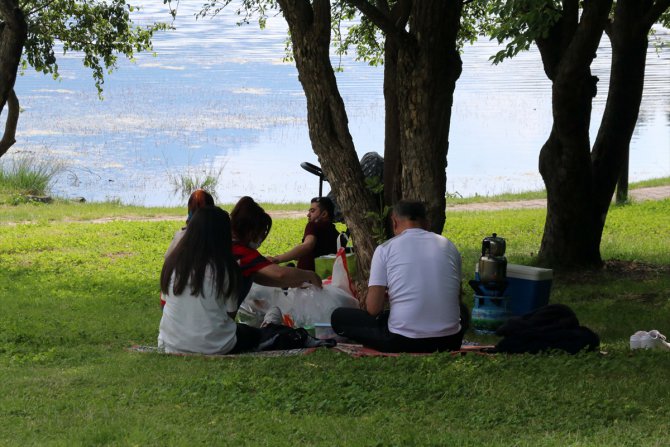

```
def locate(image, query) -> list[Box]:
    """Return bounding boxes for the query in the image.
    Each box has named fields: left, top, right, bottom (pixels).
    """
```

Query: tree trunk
left=592, top=0, right=665, bottom=217
left=538, top=91, right=601, bottom=268
left=615, top=153, right=629, bottom=204
left=538, top=0, right=668, bottom=268
left=535, top=0, right=612, bottom=269
left=382, top=33, right=401, bottom=210
left=0, top=0, right=27, bottom=158
left=0, top=88, right=19, bottom=156
left=395, top=1, right=463, bottom=233
left=277, top=0, right=378, bottom=280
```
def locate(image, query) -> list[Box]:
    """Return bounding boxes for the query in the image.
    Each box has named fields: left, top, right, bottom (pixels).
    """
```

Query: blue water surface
left=5, top=1, right=669, bottom=205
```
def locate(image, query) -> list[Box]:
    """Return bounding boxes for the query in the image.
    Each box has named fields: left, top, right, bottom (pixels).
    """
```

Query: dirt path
left=446, top=185, right=670, bottom=212
left=264, top=185, right=669, bottom=216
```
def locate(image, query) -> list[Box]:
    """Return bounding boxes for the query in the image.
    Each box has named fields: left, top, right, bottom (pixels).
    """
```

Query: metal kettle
left=478, top=255, right=507, bottom=285
left=482, top=233, right=506, bottom=257
left=478, top=233, right=507, bottom=287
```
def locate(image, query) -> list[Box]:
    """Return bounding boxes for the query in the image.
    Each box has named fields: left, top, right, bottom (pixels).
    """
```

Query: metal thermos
left=478, top=233, right=507, bottom=286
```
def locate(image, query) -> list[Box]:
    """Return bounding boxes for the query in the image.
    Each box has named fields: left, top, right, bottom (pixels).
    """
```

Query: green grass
left=0, top=156, right=63, bottom=201
left=447, top=189, right=548, bottom=205
left=1, top=193, right=669, bottom=445
left=0, top=199, right=311, bottom=225
left=446, top=176, right=670, bottom=206
left=629, top=176, right=670, bottom=189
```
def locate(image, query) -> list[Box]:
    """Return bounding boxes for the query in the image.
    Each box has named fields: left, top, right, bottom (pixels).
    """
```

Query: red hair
left=186, top=189, right=215, bottom=222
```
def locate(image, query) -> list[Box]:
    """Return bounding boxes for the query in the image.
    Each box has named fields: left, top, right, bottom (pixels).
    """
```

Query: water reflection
left=5, top=2, right=669, bottom=205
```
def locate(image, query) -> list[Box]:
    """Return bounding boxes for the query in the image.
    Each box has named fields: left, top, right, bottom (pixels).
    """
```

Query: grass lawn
left=1, top=195, right=669, bottom=446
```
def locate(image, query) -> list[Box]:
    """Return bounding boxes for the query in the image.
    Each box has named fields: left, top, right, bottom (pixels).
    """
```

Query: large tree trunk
left=538, top=75, right=601, bottom=267
left=346, top=0, right=463, bottom=234
left=277, top=0, right=378, bottom=279
left=382, top=32, right=401, bottom=210
left=537, top=0, right=668, bottom=269
left=395, top=1, right=462, bottom=233
left=591, top=0, right=669, bottom=230
left=535, top=0, right=612, bottom=269
left=0, top=0, right=27, bottom=158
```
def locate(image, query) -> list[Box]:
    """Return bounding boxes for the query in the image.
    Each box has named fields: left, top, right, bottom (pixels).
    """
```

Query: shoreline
left=2, top=185, right=667, bottom=225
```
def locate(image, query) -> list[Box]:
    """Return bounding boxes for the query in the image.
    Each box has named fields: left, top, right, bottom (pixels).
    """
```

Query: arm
left=365, top=286, right=387, bottom=316
left=251, top=263, right=323, bottom=289
left=366, top=244, right=387, bottom=316
left=269, top=234, right=316, bottom=263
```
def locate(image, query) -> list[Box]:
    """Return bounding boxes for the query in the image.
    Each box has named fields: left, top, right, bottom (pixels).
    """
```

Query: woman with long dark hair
left=158, top=206, right=247, bottom=354
left=164, top=189, right=215, bottom=258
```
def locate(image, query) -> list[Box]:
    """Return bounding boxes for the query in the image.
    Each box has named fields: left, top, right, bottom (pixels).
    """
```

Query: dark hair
left=186, top=189, right=215, bottom=222
left=230, top=196, right=272, bottom=245
left=160, top=206, right=240, bottom=299
left=311, top=196, right=334, bottom=219
left=393, top=200, right=427, bottom=221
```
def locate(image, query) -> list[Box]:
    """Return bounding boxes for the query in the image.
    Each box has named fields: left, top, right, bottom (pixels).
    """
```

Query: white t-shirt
left=158, top=266, right=238, bottom=354
left=369, top=228, right=462, bottom=338
left=164, top=228, right=186, bottom=259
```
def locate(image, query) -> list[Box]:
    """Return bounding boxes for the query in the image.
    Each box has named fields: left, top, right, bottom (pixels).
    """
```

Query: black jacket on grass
left=493, top=304, right=600, bottom=354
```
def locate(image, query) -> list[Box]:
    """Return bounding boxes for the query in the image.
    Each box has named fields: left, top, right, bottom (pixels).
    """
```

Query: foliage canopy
left=18, top=0, right=168, bottom=94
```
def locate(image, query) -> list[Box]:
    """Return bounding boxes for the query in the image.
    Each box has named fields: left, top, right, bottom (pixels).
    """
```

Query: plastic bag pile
left=238, top=283, right=359, bottom=328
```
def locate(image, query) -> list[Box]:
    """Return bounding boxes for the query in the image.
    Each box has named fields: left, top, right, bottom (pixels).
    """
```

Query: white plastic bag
left=238, top=283, right=359, bottom=328
left=237, top=284, right=286, bottom=327
left=324, top=247, right=357, bottom=298
left=276, top=284, right=359, bottom=327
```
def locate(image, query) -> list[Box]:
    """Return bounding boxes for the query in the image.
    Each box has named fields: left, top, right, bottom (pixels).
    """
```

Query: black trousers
left=230, top=323, right=263, bottom=353
left=331, top=307, right=466, bottom=353
left=230, top=323, right=314, bottom=353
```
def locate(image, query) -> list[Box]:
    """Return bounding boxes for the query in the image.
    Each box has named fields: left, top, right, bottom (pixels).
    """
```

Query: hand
left=308, top=272, right=323, bottom=289
left=266, top=256, right=280, bottom=264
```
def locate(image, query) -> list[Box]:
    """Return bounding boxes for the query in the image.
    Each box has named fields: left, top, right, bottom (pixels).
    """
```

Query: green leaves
left=484, top=0, right=563, bottom=64
left=363, top=176, right=389, bottom=245
left=21, top=0, right=169, bottom=96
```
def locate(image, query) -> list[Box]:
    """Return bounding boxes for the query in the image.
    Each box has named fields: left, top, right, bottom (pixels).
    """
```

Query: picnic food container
left=315, top=252, right=358, bottom=279
left=505, top=264, right=553, bottom=316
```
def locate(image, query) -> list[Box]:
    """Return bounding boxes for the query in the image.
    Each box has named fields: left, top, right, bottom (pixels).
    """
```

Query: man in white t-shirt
left=331, top=200, right=467, bottom=352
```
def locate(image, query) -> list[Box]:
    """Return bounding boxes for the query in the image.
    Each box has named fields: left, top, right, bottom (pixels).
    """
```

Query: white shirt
left=165, top=228, right=186, bottom=259
left=158, top=266, right=238, bottom=354
left=369, top=228, right=462, bottom=338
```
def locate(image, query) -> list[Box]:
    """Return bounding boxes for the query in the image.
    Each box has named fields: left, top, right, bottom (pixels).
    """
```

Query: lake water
left=5, top=2, right=669, bottom=206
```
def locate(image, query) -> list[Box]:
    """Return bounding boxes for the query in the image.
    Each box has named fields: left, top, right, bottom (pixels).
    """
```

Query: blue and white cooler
left=505, top=264, right=553, bottom=316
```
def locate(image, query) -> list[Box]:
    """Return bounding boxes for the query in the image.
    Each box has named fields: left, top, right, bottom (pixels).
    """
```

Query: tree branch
left=560, top=0, right=579, bottom=50
left=0, top=89, right=19, bottom=157
left=344, top=0, right=400, bottom=36
left=643, top=0, right=670, bottom=29
left=603, top=16, right=613, bottom=38
left=389, top=0, right=410, bottom=29
left=375, top=0, right=389, bottom=14
left=23, top=0, right=59, bottom=17
left=312, top=0, right=331, bottom=36
left=560, top=0, right=612, bottom=72
left=276, top=0, right=313, bottom=35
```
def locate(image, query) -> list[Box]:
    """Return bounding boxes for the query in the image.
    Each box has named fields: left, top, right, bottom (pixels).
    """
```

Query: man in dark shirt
left=268, top=197, right=340, bottom=271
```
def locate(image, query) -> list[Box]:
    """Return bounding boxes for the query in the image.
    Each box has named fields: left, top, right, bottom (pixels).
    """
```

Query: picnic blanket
left=332, top=343, right=496, bottom=358
left=127, top=343, right=494, bottom=359
left=127, top=345, right=317, bottom=358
